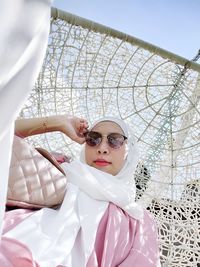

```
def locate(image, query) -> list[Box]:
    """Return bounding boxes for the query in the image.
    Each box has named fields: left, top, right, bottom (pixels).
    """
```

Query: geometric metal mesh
left=19, top=8, right=200, bottom=266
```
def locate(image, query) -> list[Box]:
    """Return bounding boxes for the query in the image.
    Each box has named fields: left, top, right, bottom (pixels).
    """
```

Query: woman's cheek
left=85, top=148, right=94, bottom=165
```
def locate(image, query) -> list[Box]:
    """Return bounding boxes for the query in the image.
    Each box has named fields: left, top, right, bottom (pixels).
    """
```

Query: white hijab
left=77, top=116, right=143, bottom=218
left=6, top=117, right=143, bottom=267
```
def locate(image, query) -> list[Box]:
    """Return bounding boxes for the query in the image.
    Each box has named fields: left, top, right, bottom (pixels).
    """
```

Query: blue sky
left=53, top=0, right=200, bottom=60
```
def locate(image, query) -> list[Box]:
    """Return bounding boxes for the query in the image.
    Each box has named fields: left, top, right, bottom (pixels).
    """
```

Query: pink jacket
left=1, top=204, right=160, bottom=267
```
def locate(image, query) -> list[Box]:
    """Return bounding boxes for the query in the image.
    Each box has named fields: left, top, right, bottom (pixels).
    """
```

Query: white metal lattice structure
left=20, top=8, right=200, bottom=266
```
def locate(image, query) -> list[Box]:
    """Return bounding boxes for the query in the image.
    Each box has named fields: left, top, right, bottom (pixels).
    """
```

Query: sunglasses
left=84, top=131, right=127, bottom=149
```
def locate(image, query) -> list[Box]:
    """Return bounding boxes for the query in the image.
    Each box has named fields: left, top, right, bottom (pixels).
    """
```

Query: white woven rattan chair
left=19, top=7, right=200, bottom=267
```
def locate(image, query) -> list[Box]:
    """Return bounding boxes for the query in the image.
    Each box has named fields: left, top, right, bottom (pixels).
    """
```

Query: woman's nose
left=97, top=138, right=109, bottom=154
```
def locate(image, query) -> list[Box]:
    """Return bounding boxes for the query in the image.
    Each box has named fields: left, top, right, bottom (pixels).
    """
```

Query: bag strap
left=35, top=147, right=66, bottom=176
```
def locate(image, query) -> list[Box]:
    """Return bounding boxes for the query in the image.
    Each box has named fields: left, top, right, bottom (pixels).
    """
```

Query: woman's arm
left=15, top=115, right=89, bottom=144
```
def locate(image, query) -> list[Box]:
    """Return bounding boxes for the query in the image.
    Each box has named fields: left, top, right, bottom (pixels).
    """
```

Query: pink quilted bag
left=7, top=136, right=67, bottom=208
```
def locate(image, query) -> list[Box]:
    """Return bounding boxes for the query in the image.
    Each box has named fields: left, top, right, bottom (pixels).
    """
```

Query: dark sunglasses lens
left=107, top=133, right=126, bottom=149
left=85, top=131, right=102, bottom=146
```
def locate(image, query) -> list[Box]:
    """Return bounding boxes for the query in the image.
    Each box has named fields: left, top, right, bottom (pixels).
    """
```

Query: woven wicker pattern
left=19, top=7, right=200, bottom=266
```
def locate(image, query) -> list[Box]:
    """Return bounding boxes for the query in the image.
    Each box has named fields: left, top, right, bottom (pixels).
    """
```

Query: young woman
left=1, top=115, right=161, bottom=267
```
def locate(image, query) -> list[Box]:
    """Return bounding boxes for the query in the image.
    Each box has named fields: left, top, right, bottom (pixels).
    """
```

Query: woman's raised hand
left=58, top=115, right=89, bottom=144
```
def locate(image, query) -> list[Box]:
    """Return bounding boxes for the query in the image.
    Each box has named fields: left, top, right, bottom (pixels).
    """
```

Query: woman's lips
left=94, top=160, right=111, bottom=167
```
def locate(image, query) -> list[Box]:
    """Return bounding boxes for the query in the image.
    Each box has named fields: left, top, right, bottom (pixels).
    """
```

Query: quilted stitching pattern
left=7, top=136, right=67, bottom=208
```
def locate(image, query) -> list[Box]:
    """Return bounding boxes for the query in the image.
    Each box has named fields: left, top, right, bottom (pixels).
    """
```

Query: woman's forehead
left=91, top=121, right=124, bottom=134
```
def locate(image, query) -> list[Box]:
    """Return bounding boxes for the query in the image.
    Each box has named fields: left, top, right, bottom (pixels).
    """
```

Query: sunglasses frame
left=84, top=131, right=127, bottom=149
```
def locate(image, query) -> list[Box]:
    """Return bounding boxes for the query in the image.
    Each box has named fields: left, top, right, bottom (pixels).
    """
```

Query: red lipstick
left=94, top=159, right=111, bottom=167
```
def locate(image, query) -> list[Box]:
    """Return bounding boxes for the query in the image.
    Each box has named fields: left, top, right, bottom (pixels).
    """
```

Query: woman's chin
left=93, top=164, right=113, bottom=175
